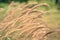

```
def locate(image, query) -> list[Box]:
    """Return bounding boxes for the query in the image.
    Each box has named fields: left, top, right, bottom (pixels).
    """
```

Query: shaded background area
left=0, top=0, right=60, bottom=8
left=0, top=0, right=29, bottom=3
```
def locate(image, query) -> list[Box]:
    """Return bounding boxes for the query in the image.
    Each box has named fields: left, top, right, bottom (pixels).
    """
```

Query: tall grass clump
left=0, top=1, right=60, bottom=40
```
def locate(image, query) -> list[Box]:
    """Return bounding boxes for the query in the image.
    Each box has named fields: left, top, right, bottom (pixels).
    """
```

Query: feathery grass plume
left=0, top=2, right=51, bottom=40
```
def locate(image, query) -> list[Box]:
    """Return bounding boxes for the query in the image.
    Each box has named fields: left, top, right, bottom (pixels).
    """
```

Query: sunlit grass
left=42, top=9, right=60, bottom=28
left=0, top=1, right=60, bottom=40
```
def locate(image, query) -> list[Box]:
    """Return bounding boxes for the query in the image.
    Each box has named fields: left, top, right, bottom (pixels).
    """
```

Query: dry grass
left=0, top=8, right=4, bottom=12
left=0, top=2, right=59, bottom=40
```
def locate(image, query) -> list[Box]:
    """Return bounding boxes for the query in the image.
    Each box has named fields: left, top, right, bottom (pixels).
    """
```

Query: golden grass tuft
left=0, top=2, right=56, bottom=40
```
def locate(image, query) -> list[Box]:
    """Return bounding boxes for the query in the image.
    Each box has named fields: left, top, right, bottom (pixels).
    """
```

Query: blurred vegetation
left=0, top=0, right=60, bottom=7
left=14, top=0, right=28, bottom=3
left=0, top=0, right=56, bottom=8
left=0, top=0, right=60, bottom=5
left=0, top=0, right=60, bottom=40
left=0, top=0, right=29, bottom=3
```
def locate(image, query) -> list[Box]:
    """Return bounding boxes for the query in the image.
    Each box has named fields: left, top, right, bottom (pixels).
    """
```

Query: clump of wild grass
left=0, top=1, right=58, bottom=40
